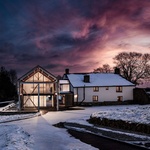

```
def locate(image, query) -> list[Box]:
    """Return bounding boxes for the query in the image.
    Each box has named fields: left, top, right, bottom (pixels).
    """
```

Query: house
left=17, top=65, right=58, bottom=111
left=60, top=69, right=135, bottom=105
left=17, top=66, right=135, bottom=111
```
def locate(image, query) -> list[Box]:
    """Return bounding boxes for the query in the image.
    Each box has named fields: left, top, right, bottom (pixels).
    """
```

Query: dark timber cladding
left=17, top=65, right=58, bottom=111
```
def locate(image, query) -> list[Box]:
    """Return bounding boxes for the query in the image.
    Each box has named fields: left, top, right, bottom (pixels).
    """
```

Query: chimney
left=84, top=75, right=90, bottom=83
left=65, top=68, right=69, bottom=74
left=114, top=67, right=120, bottom=75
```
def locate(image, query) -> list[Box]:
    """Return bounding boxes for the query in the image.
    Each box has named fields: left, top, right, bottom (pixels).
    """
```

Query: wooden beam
left=20, top=81, right=56, bottom=84
left=38, top=83, right=40, bottom=112
left=23, top=97, right=38, bottom=109
left=22, top=93, right=54, bottom=96
left=56, top=82, right=59, bottom=111
left=18, top=82, right=21, bottom=111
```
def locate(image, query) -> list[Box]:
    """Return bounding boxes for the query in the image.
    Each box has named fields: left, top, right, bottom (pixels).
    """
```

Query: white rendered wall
left=73, top=87, right=84, bottom=103
left=75, top=86, right=134, bottom=102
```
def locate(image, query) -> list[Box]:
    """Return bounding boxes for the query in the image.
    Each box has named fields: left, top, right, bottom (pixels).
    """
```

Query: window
left=117, top=96, right=123, bottom=102
left=93, top=87, right=99, bottom=92
left=93, top=95, right=98, bottom=102
left=60, top=84, right=69, bottom=92
left=116, top=86, right=122, bottom=92
left=106, top=87, right=109, bottom=90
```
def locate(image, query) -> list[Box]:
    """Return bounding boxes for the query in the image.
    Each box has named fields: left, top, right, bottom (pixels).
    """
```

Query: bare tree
left=113, top=52, right=150, bottom=84
left=94, top=64, right=112, bottom=73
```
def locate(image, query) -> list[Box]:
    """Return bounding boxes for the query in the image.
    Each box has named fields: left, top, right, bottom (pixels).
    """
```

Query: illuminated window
left=117, top=96, right=123, bottom=102
left=106, top=87, right=109, bottom=90
left=116, top=86, right=122, bottom=92
left=60, top=84, right=69, bottom=92
left=93, top=95, right=98, bottom=102
left=93, top=87, right=99, bottom=92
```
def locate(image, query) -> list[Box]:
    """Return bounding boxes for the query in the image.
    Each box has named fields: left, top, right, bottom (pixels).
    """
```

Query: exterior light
left=74, top=94, right=78, bottom=98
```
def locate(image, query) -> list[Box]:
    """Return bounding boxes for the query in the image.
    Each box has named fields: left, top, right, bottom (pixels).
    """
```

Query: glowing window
left=93, top=87, right=99, bottom=92
left=93, top=95, right=98, bottom=102
left=116, top=86, right=122, bottom=92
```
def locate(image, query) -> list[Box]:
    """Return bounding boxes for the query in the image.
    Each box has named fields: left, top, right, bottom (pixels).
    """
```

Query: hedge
left=88, top=117, right=150, bottom=134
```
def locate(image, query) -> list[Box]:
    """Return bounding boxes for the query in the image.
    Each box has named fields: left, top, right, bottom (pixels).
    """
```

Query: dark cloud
left=45, top=34, right=82, bottom=47
left=0, top=0, right=149, bottom=76
left=0, top=42, right=15, bottom=53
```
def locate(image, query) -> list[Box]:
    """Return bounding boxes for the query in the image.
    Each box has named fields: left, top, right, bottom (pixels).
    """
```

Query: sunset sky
left=0, top=0, right=150, bottom=76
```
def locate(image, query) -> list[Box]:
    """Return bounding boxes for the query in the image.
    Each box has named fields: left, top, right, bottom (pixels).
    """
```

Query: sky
left=0, top=0, right=150, bottom=77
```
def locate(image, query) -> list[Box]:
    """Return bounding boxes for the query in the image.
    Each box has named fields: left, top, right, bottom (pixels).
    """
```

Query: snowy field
left=91, top=105, right=150, bottom=125
left=0, top=104, right=150, bottom=150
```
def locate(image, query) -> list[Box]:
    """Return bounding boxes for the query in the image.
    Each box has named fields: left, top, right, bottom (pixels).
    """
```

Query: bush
left=88, top=117, right=150, bottom=134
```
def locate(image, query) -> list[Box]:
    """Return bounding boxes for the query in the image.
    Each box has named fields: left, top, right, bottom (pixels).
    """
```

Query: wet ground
left=68, top=129, right=148, bottom=150
left=54, top=122, right=150, bottom=150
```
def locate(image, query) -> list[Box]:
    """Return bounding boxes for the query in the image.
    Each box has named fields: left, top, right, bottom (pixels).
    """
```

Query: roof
left=18, top=65, right=57, bottom=82
left=59, top=80, right=69, bottom=84
left=67, top=73, right=135, bottom=87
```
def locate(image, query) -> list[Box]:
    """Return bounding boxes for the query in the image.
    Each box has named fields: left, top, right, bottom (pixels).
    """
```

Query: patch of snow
left=0, top=124, right=33, bottom=150
left=0, top=103, right=16, bottom=112
left=91, top=105, right=150, bottom=125
left=0, top=113, right=40, bottom=123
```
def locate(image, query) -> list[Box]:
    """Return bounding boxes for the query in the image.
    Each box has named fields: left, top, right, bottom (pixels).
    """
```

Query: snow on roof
left=59, top=80, right=69, bottom=84
left=67, top=73, right=135, bottom=87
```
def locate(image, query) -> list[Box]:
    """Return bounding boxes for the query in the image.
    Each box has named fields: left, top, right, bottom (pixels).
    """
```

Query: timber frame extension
left=17, top=65, right=59, bottom=111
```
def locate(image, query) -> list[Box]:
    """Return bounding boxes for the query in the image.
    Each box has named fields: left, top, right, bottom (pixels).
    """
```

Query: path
left=7, top=107, right=101, bottom=150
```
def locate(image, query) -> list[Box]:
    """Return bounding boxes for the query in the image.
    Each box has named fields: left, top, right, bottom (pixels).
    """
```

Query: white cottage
left=60, top=71, right=135, bottom=105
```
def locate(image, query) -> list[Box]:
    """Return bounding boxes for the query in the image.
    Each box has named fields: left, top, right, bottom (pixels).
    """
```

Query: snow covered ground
left=0, top=105, right=150, bottom=150
left=0, top=113, right=40, bottom=123
left=0, top=103, right=16, bottom=112
left=91, top=105, right=150, bottom=125
left=0, top=124, right=33, bottom=150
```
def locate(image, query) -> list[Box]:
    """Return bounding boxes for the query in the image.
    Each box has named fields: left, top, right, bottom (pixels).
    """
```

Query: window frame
left=93, top=95, right=98, bottom=102
left=106, top=87, right=109, bottom=90
left=116, top=86, right=122, bottom=92
left=117, top=96, right=123, bottom=102
left=93, top=86, right=99, bottom=92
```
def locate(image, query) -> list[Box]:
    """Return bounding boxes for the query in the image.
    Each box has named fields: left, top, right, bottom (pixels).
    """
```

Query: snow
left=0, top=125, right=33, bottom=150
left=0, top=105, right=149, bottom=150
left=0, top=113, right=40, bottom=123
left=59, top=80, right=69, bottom=84
left=91, top=105, right=150, bottom=125
left=67, top=73, right=134, bottom=87
left=0, top=107, right=99, bottom=150
left=0, top=103, right=16, bottom=112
